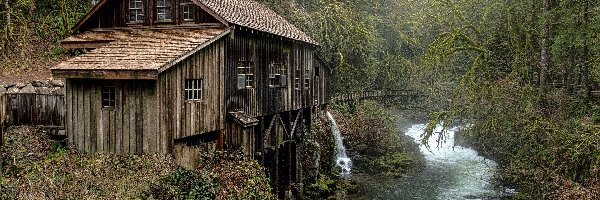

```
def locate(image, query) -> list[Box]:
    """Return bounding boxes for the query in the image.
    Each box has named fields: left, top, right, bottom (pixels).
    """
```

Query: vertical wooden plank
left=66, top=80, right=73, bottom=147
left=77, top=83, right=84, bottom=151
left=90, top=83, right=97, bottom=152
left=110, top=108, right=116, bottom=153
left=123, top=82, right=131, bottom=154
left=83, top=83, right=91, bottom=152
left=115, top=81, right=123, bottom=154
left=128, top=82, right=136, bottom=153
left=144, top=81, right=157, bottom=153
left=135, top=82, right=144, bottom=154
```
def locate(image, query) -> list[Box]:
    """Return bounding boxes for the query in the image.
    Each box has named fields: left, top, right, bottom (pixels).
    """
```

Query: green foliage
left=150, top=167, right=218, bottom=200
left=329, top=100, right=420, bottom=176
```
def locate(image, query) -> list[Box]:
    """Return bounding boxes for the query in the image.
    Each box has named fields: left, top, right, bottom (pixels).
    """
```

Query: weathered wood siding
left=0, top=94, right=5, bottom=147
left=2, top=93, right=65, bottom=127
left=224, top=30, right=320, bottom=118
left=65, top=79, right=160, bottom=154
left=80, top=0, right=220, bottom=30
left=158, top=40, right=225, bottom=144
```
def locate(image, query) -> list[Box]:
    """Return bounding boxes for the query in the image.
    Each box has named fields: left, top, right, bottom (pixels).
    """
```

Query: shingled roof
left=53, top=28, right=229, bottom=73
left=195, top=0, right=318, bottom=45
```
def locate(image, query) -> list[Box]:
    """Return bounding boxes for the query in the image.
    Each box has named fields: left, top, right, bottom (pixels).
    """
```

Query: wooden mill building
left=51, top=0, right=330, bottom=196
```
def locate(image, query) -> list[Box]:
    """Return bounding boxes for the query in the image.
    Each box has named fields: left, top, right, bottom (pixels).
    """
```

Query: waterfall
left=326, top=112, right=352, bottom=176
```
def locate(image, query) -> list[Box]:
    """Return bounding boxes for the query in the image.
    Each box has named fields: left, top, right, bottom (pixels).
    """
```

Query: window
left=180, top=0, right=195, bottom=21
left=269, top=63, right=287, bottom=87
left=102, top=83, right=116, bottom=108
left=185, top=79, right=202, bottom=101
left=237, top=61, right=254, bottom=89
left=156, top=0, right=172, bottom=21
left=129, top=0, right=144, bottom=22
left=304, top=65, right=310, bottom=89
left=294, top=70, right=301, bottom=90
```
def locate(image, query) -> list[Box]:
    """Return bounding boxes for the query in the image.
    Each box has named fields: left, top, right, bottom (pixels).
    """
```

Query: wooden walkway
left=331, top=89, right=425, bottom=102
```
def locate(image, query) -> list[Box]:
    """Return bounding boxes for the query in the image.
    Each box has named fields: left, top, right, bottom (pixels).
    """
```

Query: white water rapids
left=404, top=124, right=499, bottom=199
left=327, top=112, right=352, bottom=176
left=352, top=124, right=513, bottom=199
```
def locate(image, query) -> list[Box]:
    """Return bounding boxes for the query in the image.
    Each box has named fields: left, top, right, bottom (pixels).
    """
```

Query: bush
left=150, top=167, right=217, bottom=200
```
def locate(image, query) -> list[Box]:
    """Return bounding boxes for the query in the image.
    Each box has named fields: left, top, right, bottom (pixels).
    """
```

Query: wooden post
left=217, top=129, right=224, bottom=150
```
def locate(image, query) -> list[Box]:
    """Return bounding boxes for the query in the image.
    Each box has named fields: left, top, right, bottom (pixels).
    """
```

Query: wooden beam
left=52, top=70, right=158, bottom=80
left=61, top=41, right=110, bottom=49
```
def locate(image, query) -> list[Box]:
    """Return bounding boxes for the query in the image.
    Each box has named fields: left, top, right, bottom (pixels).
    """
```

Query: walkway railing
left=331, top=89, right=425, bottom=102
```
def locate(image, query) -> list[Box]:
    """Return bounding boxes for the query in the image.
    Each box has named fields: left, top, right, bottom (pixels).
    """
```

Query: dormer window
left=157, top=0, right=172, bottom=21
left=129, top=0, right=144, bottom=22
left=180, top=0, right=195, bottom=22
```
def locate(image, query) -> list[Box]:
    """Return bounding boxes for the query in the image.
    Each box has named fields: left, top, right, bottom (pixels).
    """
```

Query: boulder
left=31, top=80, right=48, bottom=87
left=3, top=83, right=15, bottom=89
left=49, top=79, right=64, bottom=87
left=20, top=85, right=36, bottom=93
left=51, top=87, right=65, bottom=95
left=7, top=87, right=20, bottom=94
left=36, top=87, right=53, bottom=94
left=15, top=83, right=27, bottom=89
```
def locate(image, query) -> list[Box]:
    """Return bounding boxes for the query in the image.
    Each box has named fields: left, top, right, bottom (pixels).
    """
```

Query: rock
left=3, top=83, right=15, bottom=89
left=51, top=87, right=65, bottom=95
left=15, top=83, right=27, bottom=89
left=36, top=87, right=53, bottom=94
left=7, top=87, right=20, bottom=94
left=20, top=85, right=36, bottom=93
left=49, top=79, right=64, bottom=87
left=31, top=80, right=48, bottom=87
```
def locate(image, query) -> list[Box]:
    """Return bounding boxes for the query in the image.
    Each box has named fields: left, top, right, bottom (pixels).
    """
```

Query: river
left=350, top=124, right=513, bottom=200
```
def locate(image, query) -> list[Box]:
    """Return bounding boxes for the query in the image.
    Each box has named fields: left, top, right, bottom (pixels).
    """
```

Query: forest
left=1, top=0, right=599, bottom=199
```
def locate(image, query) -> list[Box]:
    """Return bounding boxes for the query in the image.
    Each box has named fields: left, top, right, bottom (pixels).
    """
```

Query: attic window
left=185, top=79, right=202, bottom=101
left=269, top=63, right=287, bottom=87
left=180, top=0, right=195, bottom=21
left=156, top=0, right=172, bottom=21
left=237, top=61, right=254, bottom=89
left=102, top=83, right=116, bottom=108
left=129, top=0, right=144, bottom=22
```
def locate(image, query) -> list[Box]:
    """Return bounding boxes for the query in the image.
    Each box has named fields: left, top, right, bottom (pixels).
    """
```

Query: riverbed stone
left=31, top=80, right=48, bottom=87
left=20, top=85, right=36, bottom=93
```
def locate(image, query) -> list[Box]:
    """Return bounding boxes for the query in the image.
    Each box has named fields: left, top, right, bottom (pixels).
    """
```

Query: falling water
left=327, top=111, right=352, bottom=176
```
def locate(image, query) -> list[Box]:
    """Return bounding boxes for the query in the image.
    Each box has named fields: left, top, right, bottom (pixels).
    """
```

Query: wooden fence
left=331, top=89, right=424, bottom=102
left=0, top=93, right=66, bottom=148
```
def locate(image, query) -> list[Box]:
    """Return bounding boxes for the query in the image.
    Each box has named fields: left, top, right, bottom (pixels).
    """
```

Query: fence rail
left=331, top=89, right=425, bottom=102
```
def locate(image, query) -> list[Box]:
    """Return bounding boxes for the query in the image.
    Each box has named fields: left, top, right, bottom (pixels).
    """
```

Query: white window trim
left=180, top=0, right=194, bottom=21
left=156, top=0, right=172, bottom=21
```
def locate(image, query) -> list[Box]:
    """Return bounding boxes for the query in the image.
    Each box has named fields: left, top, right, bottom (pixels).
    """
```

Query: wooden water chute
left=51, top=0, right=331, bottom=197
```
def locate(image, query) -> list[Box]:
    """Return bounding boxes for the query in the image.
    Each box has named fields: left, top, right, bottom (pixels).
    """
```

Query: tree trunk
left=583, top=0, right=591, bottom=98
left=539, top=0, right=550, bottom=93
left=4, top=0, right=10, bottom=41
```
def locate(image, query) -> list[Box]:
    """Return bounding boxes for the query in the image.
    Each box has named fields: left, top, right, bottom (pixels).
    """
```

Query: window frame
left=237, top=60, right=255, bottom=89
left=156, top=0, right=173, bottom=22
left=129, top=0, right=144, bottom=23
left=185, top=79, right=203, bottom=101
left=180, top=0, right=195, bottom=22
left=101, top=83, right=116, bottom=109
left=304, top=65, right=310, bottom=89
left=268, top=63, right=287, bottom=88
